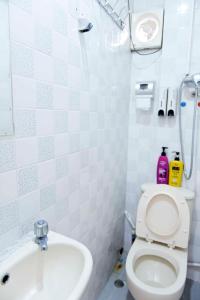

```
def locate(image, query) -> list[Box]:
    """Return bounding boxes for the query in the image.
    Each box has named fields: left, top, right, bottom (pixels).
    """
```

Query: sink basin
left=0, top=231, right=93, bottom=300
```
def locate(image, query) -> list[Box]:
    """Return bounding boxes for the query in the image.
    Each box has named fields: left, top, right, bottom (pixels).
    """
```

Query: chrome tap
left=34, top=220, right=49, bottom=251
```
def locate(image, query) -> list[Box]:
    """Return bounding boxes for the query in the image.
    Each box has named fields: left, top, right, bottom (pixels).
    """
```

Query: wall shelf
left=97, top=0, right=128, bottom=30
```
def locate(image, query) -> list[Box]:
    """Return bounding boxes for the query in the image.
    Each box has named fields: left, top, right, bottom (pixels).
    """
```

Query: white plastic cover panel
left=131, top=9, right=164, bottom=51
left=136, top=185, right=191, bottom=249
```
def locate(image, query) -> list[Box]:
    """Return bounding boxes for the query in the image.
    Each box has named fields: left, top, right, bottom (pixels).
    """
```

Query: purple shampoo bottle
left=157, top=147, right=169, bottom=184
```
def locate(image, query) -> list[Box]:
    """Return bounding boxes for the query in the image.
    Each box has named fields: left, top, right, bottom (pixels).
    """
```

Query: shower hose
left=179, top=80, right=198, bottom=180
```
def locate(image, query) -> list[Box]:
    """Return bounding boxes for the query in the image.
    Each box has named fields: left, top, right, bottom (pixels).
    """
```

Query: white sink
left=0, top=231, right=93, bottom=300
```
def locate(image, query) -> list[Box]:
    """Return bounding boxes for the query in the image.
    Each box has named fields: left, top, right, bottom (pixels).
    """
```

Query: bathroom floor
left=98, top=265, right=200, bottom=300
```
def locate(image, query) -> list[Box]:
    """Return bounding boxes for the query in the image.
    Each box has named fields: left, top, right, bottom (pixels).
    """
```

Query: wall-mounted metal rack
left=97, top=0, right=128, bottom=30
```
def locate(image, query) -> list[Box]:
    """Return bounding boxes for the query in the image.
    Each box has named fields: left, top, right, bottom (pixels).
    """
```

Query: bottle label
left=159, top=168, right=167, bottom=178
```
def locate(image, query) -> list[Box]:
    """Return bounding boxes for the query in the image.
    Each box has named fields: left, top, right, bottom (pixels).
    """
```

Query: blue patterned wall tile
left=15, top=110, right=36, bottom=137
left=36, top=82, right=53, bottom=109
left=56, top=155, right=68, bottom=179
left=54, top=111, right=68, bottom=133
left=12, top=43, right=34, bottom=77
left=0, top=140, right=16, bottom=173
left=38, top=136, right=55, bottom=162
left=17, top=166, right=38, bottom=196
left=40, top=184, right=56, bottom=210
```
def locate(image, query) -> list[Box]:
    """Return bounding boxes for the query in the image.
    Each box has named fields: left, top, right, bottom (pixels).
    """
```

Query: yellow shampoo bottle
left=169, top=152, right=184, bottom=187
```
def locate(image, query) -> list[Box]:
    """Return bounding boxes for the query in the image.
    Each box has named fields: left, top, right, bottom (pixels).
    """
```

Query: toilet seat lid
left=136, top=185, right=190, bottom=248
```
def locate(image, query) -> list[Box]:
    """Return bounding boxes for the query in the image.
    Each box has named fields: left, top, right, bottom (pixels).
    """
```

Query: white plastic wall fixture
left=131, top=9, right=164, bottom=51
left=158, top=88, right=168, bottom=117
left=167, top=88, right=177, bottom=117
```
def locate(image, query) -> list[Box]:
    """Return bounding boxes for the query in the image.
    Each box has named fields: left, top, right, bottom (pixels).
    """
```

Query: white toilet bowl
left=126, top=238, right=187, bottom=300
left=126, top=184, right=194, bottom=300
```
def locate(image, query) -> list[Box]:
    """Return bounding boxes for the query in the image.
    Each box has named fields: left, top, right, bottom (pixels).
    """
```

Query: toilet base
left=127, top=276, right=185, bottom=300
left=126, top=239, right=187, bottom=300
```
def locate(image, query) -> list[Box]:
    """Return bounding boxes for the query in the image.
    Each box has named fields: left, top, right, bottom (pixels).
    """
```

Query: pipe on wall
left=124, top=210, right=136, bottom=232
left=188, top=262, right=200, bottom=268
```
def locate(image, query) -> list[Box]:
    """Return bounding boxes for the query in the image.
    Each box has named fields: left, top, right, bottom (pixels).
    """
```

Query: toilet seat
left=136, top=185, right=190, bottom=248
left=126, top=238, right=187, bottom=300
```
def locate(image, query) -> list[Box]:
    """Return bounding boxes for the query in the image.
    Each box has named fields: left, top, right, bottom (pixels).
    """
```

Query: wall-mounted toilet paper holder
left=135, top=81, right=155, bottom=111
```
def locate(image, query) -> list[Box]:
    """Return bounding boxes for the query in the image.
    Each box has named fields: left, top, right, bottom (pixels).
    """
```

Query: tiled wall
left=125, top=0, right=200, bottom=282
left=0, top=0, right=131, bottom=299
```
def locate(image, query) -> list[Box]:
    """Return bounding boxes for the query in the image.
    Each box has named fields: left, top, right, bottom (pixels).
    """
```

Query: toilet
left=126, top=183, right=194, bottom=300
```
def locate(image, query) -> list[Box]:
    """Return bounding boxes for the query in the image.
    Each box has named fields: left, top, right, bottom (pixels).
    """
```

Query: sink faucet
left=34, top=220, right=49, bottom=251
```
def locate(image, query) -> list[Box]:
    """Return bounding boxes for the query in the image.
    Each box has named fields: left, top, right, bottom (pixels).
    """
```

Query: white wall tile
left=18, top=190, right=40, bottom=223
left=34, top=51, right=53, bottom=83
left=53, top=58, right=68, bottom=86
left=0, top=171, right=17, bottom=204
left=67, top=13, right=79, bottom=44
left=32, top=0, right=52, bottom=27
left=68, top=152, right=81, bottom=176
left=55, top=196, right=68, bottom=221
left=68, top=189, right=80, bottom=214
left=69, top=90, right=80, bottom=111
left=68, top=41, right=81, bottom=67
left=55, top=133, right=69, bottom=156
left=10, top=0, right=32, bottom=13
left=80, top=91, right=90, bottom=111
left=69, top=133, right=80, bottom=153
left=56, top=176, right=69, bottom=200
left=80, top=132, right=90, bottom=150
left=80, top=150, right=89, bottom=169
left=0, top=227, right=20, bottom=252
left=19, top=216, right=35, bottom=236
left=52, top=31, right=68, bottom=62
left=53, top=4, right=68, bottom=36
left=34, top=24, right=52, bottom=55
left=67, top=64, right=81, bottom=90
left=0, top=201, right=19, bottom=235
left=80, top=112, right=90, bottom=131
left=53, top=85, right=69, bottom=110
left=36, top=110, right=54, bottom=136
left=11, top=43, right=34, bottom=77
left=16, top=137, right=38, bottom=167
left=10, top=4, right=34, bottom=47
left=12, top=76, right=36, bottom=109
